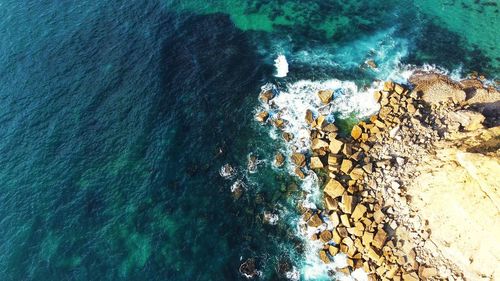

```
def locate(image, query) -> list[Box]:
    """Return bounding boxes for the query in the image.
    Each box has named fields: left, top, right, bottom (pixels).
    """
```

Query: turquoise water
left=0, top=1, right=497, bottom=281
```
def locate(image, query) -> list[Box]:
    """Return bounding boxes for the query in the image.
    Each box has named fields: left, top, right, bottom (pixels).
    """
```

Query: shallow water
left=0, top=1, right=498, bottom=281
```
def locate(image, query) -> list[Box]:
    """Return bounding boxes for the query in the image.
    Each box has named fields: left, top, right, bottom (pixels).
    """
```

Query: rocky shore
left=255, top=72, right=499, bottom=280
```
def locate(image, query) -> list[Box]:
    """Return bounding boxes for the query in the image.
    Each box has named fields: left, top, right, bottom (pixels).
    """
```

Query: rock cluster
left=253, top=74, right=499, bottom=280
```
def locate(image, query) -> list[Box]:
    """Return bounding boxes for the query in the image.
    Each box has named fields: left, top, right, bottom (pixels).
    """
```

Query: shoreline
left=255, top=71, right=499, bottom=280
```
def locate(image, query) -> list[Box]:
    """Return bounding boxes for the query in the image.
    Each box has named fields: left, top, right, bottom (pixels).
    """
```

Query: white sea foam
left=274, top=54, right=289, bottom=77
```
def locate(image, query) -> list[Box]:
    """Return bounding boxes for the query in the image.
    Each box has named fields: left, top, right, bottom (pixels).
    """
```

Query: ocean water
left=0, top=1, right=497, bottom=281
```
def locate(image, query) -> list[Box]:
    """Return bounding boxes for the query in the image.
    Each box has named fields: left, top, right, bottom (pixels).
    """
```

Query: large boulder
left=409, top=73, right=466, bottom=105
left=324, top=179, right=345, bottom=198
left=239, top=258, right=259, bottom=278
left=291, top=153, right=306, bottom=167
left=447, top=110, right=485, bottom=131
left=259, top=90, right=274, bottom=103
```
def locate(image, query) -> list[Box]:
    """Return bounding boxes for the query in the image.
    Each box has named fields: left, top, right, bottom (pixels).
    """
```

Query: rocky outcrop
left=299, top=75, right=500, bottom=280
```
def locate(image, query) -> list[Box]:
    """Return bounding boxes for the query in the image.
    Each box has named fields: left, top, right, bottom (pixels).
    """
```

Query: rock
left=362, top=163, right=373, bottom=173
left=410, top=73, right=466, bottom=105
left=351, top=125, right=363, bottom=140
left=275, top=118, right=287, bottom=128
left=324, top=179, right=345, bottom=198
left=291, top=153, right=306, bottom=167
left=420, top=267, right=438, bottom=278
left=374, top=119, right=386, bottom=128
left=259, top=90, right=274, bottom=103
left=316, top=115, right=326, bottom=128
left=323, top=123, right=338, bottom=133
left=402, top=272, right=419, bottom=281
left=319, top=230, right=333, bottom=243
left=407, top=103, right=416, bottom=114
left=255, top=111, right=269, bottom=123
left=282, top=132, right=294, bottom=142
left=340, top=159, right=354, bottom=174
left=239, top=258, right=259, bottom=278
left=310, top=157, right=324, bottom=169
left=372, top=229, right=387, bottom=249
left=307, top=214, right=323, bottom=228
left=319, top=250, right=330, bottom=264
left=362, top=231, right=374, bottom=246
left=294, top=167, right=305, bottom=179
left=374, top=91, right=382, bottom=102
left=318, top=90, right=333, bottom=104
left=340, top=214, right=351, bottom=227
left=329, top=245, right=339, bottom=256
left=394, top=84, right=405, bottom=95
left=374, top=209, right=385, bottom=224
left=351, top=204, right=368, bottom=221
left=329, top=139, right=344, bottom=154
left=328, top=154, right=341, bottom=165
left=332, top=229, right=342, bottom=244
left=366, top=246, right=381, bottom=263
left=275, top=152, right=285, bottom=167
left=366, top=59, right=377, bottom=69
left=384, top=81, right=394, bottom=92
left=341, top=194, right=354, bottom=214
left=325, top=196, right=338, bottom=211
left=312, top=138, right=329, bottom=151
left=330, top=212, right=340, bottom=227
left=350, top=168, right=365, bottom=180
left=305, top=109, right=314, bottom=125
left=447, top=110, right=485, bottom=131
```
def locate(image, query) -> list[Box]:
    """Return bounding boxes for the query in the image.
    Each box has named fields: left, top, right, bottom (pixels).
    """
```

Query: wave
left=274, top=54, right=289, bottom=77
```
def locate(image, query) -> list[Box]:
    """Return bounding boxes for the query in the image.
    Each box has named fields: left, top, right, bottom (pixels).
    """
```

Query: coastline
left=255, top=71, right=499, bottom=280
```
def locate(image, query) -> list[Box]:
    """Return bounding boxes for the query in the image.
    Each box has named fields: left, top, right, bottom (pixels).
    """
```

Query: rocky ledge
left=256, top=72, right=499, bottom=280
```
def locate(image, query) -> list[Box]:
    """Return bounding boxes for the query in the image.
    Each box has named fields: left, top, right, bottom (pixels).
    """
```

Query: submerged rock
left=219, top=164, right=235, bottom=179
left=275, top=152, right=285, bottom=167
left=239, top=258, right=259, bottom=279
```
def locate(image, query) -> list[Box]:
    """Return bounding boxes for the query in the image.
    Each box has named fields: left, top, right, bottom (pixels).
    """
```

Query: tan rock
left=374, top=91, right=382, bottom=102
left=329, top=212, right=340, bottom=227
left=274, top=118, right=285, bottom=128
left=410, top=73, right=466, bottom=104
left=275, top=152, right=285, bottom=167
left=340, top=194, right=354, bottom=214
left=374, top=119, right=386, bottom=128
left=310, top=156, right=324, bottom=169
left=329, top=245, right=339, bottom=256
left=305, top=109, right=314, bottom=125
left=448, top=110, right=485, bottom=131
left=319, top=250, right=330, bottom=264
left=323, top=123, right=338, bottom=132
left=259, top=90, right=274, bottom=103
left=362, top=163, right=373, bottom=173
left=372, top=229, right=387, bottom=249
left=324, top=179, right=345, bottom=199
left=328, top=154, right=341, bottom=165
left=402, top=272, right=419, bottom=281
left=307, top=214, right=323, bottom=228
left=384, top=81, right=394, bottom=92
left=373, top=209, right=385, bottom=224
left=362, top=231, right=374, bottom=246
left=350, top=168, right=365, bottom=180
left=325, top=196, right=338, bottom=211
left=340, top=214, right=351, bottom=227
left=407, top=103, right=416, bottom=114
left=316, top=115, right=326, bottom=128
left=394, top=84, right=405, bottom=95
left=340, top=159, right=354, bottom=174
left=351, top=204, right=368, bottom=221
left=255, top=111, right=269, bottom=123
left=291, top=153, right=306, bottom=167
left=319, top=230, right=333, bottom=243
left=332, top=229, right=342, bottom=244
left=318, top=90, right=333, bottom=104
left=294, top=167, right=305, bottom=179
left=282, top=132, right=293, bottom=142
left=420, top=267, right=438, bottom=278
left=329, top=139, right=344, bottom=154
left=351, top=125, right=363, bottom=140
left=311, top=138, right=329, bottom=151
left=366, top=246, right=381, bottom=262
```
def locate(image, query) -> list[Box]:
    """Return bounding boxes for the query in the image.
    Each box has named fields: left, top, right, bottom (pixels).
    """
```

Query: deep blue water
left=0, top=1, right=497, bottom=281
